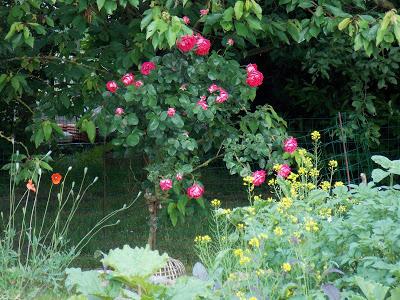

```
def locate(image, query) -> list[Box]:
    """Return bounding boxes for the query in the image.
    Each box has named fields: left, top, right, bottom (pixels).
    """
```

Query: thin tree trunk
left=145, top=189, right=159, bottom=250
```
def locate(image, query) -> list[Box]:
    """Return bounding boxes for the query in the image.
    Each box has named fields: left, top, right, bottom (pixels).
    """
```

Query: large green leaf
left=355, top=277, right=389, bottom=300
left=371, top=169, right=389, bottom=183
left=166, top=277, right=214, bottom=300
left=371, top=155, right=392, bottom=169
left=101, top=245, right=168, bottom=287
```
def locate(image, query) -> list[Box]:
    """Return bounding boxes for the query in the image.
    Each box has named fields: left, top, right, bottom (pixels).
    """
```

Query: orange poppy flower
left=51, top=173, right=63, bottom=185
left=26, top=179, right=36, bottom=193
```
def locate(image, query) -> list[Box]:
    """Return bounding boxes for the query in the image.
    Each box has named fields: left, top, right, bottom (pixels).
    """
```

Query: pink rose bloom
left=141, top=62, right=156, bottom=75
left=252, top=170, right=267, bottom=186
left=197, top=99, right=208, bottom=110
left=134, top=80, right=143, bottom=87
left=208, top=84, right=219, bottom=93
left=121, top=73, right=134, bottom=86
left=216, top=87, right=229, bottom=103
left=176, top=35, right=197, bottom=52
left=246, top=64, right=258, bottom=73
left=183, top=16, right=190, bottom=25
left=159, top=179, right=173, bottom=191
left=195, top=35, right=211, bottom=56
left=200, top=9, right=209, bottom=16
left=246, top=70, right=264, bottom=87
left=187, top=183, right=205, bottom=199
left=115, top=107, right=124, bottom=116
left=200, top=95, right=207, bottom=101
left=283, top=137, right=298, bottom=154
left=227, top=38, right=234, bottom=46
left=106, top=81, right=118, bottom=93
left=176, top=173, right=183, bottom=181
left=167, top=107, right=176, bottom=117
left=278, top=164, right=291, bottom=178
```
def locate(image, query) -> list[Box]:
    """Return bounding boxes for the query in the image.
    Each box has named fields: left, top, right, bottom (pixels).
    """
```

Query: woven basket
left=154, top=257, right=185, bottom=281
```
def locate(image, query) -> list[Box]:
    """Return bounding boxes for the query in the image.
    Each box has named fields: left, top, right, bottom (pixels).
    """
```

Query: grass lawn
left=0, top=146, right=249, bottom=271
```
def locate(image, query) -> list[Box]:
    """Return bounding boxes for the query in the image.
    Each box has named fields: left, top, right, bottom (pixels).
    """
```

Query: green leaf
left=86, top=121, right=96, bottom=143
left=394, top=23, right=400, bottom=45
left=355, top=277, right=389, bottom=300
left=251, top=0, right=262, bottom=20
left=34, top=128, right=44, bottom=148
left=338, top=18, right=351, bottom=31
left=324, top=4, right=352, bottom=17
left=5, top=22, right=21, bottom=40
left=171, top=115, right=184, bottom=128
left=376, top=12, right=391, bottom=46
left=128, top=0, right=139, bottom=7
left=126, top=133, right=140, bottom=146
left=246, top=16, right=263, bottom=31
left=371, top=155, right=392, bottom=169
left=101, top=245, right=168, bottom=284
left=371, top=168, right=389, bottom=183
left=148, top=118, right=159, bottom=131
left=177, top=195, right=188, bottom=215
left=166, top=277, right=213, bottom=300
left=389, top=286, right=400, bottom=300
left=127, top=113, right=139, bottom=125
left=96, top=0, right=106, bottom=10
left=234, top=1, right=244, bottom=20
left=166, top=27, right=176, bottom=48
left=42, top=121, right=53, bottom=141
left=168, top=203, right=178, bottom=226
left=39, top=161, right=53, bottom=171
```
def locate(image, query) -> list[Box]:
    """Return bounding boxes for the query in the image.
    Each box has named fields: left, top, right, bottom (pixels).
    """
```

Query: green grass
left=0, top=145, right=248, bottom=272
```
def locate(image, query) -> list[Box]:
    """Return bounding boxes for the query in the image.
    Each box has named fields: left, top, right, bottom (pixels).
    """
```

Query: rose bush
left=87, top=38, right=288, bottom=244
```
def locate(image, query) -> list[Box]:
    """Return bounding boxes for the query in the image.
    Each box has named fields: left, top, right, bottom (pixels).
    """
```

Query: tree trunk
left=145, top=189, right=159, bottom=250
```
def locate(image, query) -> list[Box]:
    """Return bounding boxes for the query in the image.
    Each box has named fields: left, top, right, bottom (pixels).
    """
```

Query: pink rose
left=283, top=137, right=298, bottom=154
left=216, top=87, right=229, bottom=103
left=183, top=16, right=190, bottom=25
left=160, top=179, right=173, bottom=191
left=115, top=107, right=124, bottom=116
left=134, top=80, right=143, bottom=87
left=141, top=62, right=156, bottom=76
left=278, top=164, right=291, bottom=178
left=208, top=84, right=219, bottom=93
left=200, top=9, right=209, bottom=16
left=195, top=35, right=211, bottom=56
left=176, top=35, right=197, bottom=52
left=246, top=70, right=264, bottom=87
left=176, top=173, right=183, bottom=181
left=252, top=170, right=267, bottom=186
left=227, top=38, right=234, bottom=46
left=106, top=81, right=118, bottom=93
left=187, top=183, right=204, bottom=199
left=121, top=73, right=134, bottom=86
left=167, top=107, right=176, bottom=117
left=197, top=99, right=208, bottom=110
left=246, top=64, right=258, bottom=73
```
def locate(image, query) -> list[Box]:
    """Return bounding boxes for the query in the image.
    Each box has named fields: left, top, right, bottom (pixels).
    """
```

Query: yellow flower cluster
left=328, top=160, right=338, bottom=169
left=277, top=197, right=293, bottom=213
left=233, top=248, right=244, bottom=257
left=303, top=157, right=313, bottom=168
left=236, top=291, right=245, bottom=300
left=256, top=269, right=265, bottom=276
left=248, top=237, right=260, bottom=248
left=239, top=255, right=251, bottom=265
left=268, top=178, right=276, bottom=186
left=287, top=173, right=299, bottom=181
left=311, top=130, right=321, bottom=141
left=298, top=167, right=307, bottom=175
left=211, top=199, right=221, bottom=207
left=305, top=218, right=319, bottom=232
left=289, top=215, right=298, bottom=224
left=217, top=208, right=232, bottom=216
left=237, top=223, right=245, bottom=230
left=298, top=149, right=307, bottom=156
left=253, top=195, right=262, bottom=202
left=282, top=262, right=292, bottom=272
left=228, top=273, right=237, bottom=281
left=306, top=183, right=316, bottom=190
left=248, top=297, right=258, bottom=300
left=309, top=168, right=319, bottom=177
left=338, top=205, right=347, bottom=213
left=194, top=235, right=212, bottom=243
left=267, top=197, right=274, bottom=203
left=334, top=181, right=344, bottom=187
left=319, top=208, right=332, bottom=219
left=320, top=181, right=331, bottom=191
left=274, top=226, right=283, bottom=236
left=243, top=175, right=253, bottom=186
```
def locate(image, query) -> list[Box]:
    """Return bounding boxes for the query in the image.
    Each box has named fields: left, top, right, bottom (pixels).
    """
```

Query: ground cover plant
left=192, top=134, right=400, bottom=299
